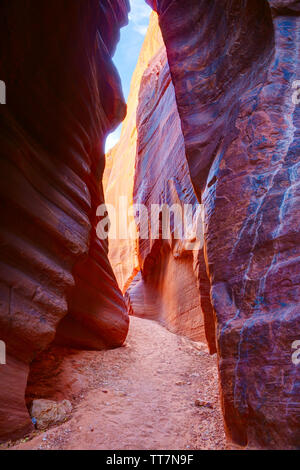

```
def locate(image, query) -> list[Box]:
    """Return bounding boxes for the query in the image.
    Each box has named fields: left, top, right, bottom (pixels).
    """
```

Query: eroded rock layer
left=104, top=13, right=164, bottom=293
left=105, top=14, right=207, bottom=343
left=148, top=0, right=300, bottom=449
left=0, top=0, right=129, bottom=442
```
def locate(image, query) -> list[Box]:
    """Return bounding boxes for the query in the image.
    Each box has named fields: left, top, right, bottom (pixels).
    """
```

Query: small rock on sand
left=194, top=399, right=213, bottom=409
left=30, top=399, right=72, bottom=430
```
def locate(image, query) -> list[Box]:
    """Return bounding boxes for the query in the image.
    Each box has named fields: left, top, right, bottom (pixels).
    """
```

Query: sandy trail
left=12, top=316, right=226, bottom=450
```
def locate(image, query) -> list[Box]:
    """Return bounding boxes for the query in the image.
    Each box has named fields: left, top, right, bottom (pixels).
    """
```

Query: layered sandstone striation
left=148, top=0, right=300, bottom=449
left=0, top=0, right=129, bottom=442
left=104, top=13, right=164, bottom=293
left=104, top=13, right=207, bottom=343
left=0, top=0, right=299, bottom=450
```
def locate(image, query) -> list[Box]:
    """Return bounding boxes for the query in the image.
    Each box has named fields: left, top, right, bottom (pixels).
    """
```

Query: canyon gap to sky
left=105, top=0, right=152, bottom=152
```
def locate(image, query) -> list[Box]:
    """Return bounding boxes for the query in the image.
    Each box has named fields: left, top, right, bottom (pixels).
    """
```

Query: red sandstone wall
left=103, top=13, right=164, bottom=293
left=148, top=0, right=300, bottom=449
left=0, top=0, right=129, bottom=442
left=105, top=14, right=207, bottom=343
left=0, top=0, right=299, bottom=449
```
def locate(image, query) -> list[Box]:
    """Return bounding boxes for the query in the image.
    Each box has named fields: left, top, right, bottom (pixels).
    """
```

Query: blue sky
left=105, top=0, right=152, bottom=152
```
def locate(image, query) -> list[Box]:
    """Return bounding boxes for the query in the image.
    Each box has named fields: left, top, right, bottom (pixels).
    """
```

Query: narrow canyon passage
left=12, top=317, right=225, bottom=450
left=0, top=0, right=299, bottom=451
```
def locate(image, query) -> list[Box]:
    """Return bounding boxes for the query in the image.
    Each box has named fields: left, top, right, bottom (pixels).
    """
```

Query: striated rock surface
left=0, top=0, right=299, bottom=450
left=149, top=0, right=300, bottom=449
left=104, top=13, right=164, bottom=293
left=0, top=0, right=129, bottom=442
left=105, top=13, right=207, bottom=343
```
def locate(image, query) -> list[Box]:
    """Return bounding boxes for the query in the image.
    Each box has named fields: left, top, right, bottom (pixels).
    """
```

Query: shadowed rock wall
left=104, top=13, right=164, bottom=294
left=0, top=0, right=299, bottom=449
left=148, top=0, right=300, bottom=449
left=104, top=14, right=207, bottom=343
left=0, top=0, right=129, bottom=442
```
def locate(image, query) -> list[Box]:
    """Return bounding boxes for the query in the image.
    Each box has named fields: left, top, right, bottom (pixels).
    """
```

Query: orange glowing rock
left=104, top=13, right=208, bottom=344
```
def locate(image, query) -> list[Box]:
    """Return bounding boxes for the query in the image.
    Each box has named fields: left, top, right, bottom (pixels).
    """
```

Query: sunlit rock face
left=104, top=13, right=164, bottom=293
left=105, top=13, right=208, bottom=343
left=148, top=0, right=300, bottom=449
left=0, top=0, right=129, bottom=442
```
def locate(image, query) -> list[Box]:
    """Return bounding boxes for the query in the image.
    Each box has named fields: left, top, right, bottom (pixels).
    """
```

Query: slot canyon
left=0, top=0, right=299, bottom=451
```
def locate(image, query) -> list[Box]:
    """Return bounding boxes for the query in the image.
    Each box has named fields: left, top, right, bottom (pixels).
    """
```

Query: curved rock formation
left=0, top=0, right=299, bottom=450
left=130, top=44, right=206, bottom=342
left=0, top=0, right=129, bottom=442
left=148, top=0, right=300, bottom=450
left=104, top=13, right=207, bottom=343
left=104, top=13, right=164, bottom=293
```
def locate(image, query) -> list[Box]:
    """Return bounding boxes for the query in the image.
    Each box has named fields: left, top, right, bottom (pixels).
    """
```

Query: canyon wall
left=104, top=14, right=208, bottom=343
left=0, top=0, right=129, bottom=442
left=148, top=0, right=300, bottom=449
left=104, top=13, right=164, bottom=294
left=0, top=0, right=298, bottom=449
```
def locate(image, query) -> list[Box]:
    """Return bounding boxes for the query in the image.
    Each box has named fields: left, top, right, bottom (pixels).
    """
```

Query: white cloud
left=129, top=0, right=151, bottom=36
left=133, top=24, right=148, bottom=36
